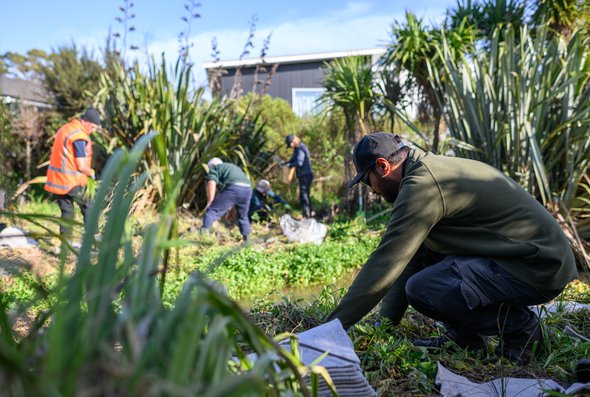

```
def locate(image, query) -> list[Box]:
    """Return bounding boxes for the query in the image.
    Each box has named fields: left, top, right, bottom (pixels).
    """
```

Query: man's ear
left=375, top=157, right=403, bottom=176
left=374, top=158, right=391, bottom=176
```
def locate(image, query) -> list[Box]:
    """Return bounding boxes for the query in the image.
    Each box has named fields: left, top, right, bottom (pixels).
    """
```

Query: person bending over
left=325, top=132, right=576, bottom=364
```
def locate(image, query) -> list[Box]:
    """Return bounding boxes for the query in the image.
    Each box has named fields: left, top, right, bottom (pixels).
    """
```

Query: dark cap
left=348, top=132, right=406, bottom=188
left=81, top=108, right=101, bottom=126
left=285, top=134, right=295, bottom=148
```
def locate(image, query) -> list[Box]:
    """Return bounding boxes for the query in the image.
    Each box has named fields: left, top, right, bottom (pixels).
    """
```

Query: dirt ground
left=0, top=246, right=60, bottom=278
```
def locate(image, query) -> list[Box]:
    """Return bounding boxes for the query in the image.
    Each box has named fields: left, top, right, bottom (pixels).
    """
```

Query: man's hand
left=75, top=157, right=95, bottom=178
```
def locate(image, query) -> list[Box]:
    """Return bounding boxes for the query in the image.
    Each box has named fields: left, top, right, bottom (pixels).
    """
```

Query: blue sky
left=0, top=1, right=455, bottom=84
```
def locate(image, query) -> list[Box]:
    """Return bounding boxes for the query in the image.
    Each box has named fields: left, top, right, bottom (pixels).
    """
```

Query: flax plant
left=428, top=26, right=590, bottom=260
left=98, top=55, right=270, bottom=211
left=0, top=134, right=329, bottom=397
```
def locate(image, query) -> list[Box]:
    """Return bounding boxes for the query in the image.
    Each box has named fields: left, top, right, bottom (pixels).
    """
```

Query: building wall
left=215, top=60, right=326, bottom=106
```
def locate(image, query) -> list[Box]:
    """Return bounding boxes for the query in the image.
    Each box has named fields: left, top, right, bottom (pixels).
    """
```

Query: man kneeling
left=325, top=132, right=577, bottom=364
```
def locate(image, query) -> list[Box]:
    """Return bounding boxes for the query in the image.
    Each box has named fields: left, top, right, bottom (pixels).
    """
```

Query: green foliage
left=99, top=55, right=271, bottom=211
left=0, top=49, right=49, bottom=79
left=429, top=26, right=590, bottom=243
left=320, top=55, right=376, bottom=138
left=383, top=11, right=476, bottom=152
left=531, top=0, right=581, bottom=38
left=188, top=231, right=378, bottom=299
left=249, top=280, right=590, bottom=395
left=40, top=44, right=105, bottom=118
left=320, top=55, right=378, bottom=213
left=237, top=93, right=299, bottom=149
left=477, top=0, right=526, bottom=38
left=0, top=134, right=324, bottom=396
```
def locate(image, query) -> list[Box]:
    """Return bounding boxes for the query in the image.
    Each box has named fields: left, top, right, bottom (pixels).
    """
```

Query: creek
left=239, top=269, right=358, bottom=309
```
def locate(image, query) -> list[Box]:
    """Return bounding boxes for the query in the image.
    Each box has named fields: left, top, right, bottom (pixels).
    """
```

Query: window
left=292, top=88, right=325, bottom=117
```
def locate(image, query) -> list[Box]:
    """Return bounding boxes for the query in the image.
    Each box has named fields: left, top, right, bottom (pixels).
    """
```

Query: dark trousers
left=54, top=186, right=89, bottom=237
left=405, top=256, right=561, bottom=338
left=298, top=173, right=313, bottom=218
left=202, top=185, right=252, bottom=239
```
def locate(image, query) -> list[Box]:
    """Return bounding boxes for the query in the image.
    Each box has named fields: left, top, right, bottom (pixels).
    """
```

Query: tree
left=320, top=55, right=376, bottom=213
left=446, top=0, right=483, bottom=32
left=0, top=49, right=49, bottom=79
left=236, top=93, right=299, bottom=149
left=478, top=0, right=526, bottom=38
left=384, top=12, right=475, bottom=153
left=40, top=44, right=105, bottom=119
left=445, top=0, right=527, bottom=47
left=13, top=105, right=45, bottom=181
left=383, top=12, right=442, bottom=152
left=531, top=0, right=582, bottom=39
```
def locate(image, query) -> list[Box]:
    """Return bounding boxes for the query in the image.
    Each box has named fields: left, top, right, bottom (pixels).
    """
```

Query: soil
left=0, top=246, right=60, bottom=279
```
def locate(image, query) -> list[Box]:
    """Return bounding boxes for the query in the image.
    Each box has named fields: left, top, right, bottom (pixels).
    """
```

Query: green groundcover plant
left=0, top=133, right=333, bottom=397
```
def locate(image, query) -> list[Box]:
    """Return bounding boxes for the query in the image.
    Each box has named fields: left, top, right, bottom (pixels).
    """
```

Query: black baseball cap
left=285, top=134, right=295, bottom=148
left=348, top=132, right=406, bottom=188
left=81, top=108, right=101, bottom=126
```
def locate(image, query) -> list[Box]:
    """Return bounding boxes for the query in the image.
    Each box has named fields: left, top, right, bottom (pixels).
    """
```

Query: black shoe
left=413, top=328, right=488, bottom=351
left=495, top=324, right=546, bottom=365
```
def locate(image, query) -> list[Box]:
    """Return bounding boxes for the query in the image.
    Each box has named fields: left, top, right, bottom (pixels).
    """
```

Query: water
left=239, top=269, right=358, bottom=309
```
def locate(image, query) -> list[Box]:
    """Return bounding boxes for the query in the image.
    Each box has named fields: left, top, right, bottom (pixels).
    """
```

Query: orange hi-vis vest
left=45, top=119, right=93, bottom=195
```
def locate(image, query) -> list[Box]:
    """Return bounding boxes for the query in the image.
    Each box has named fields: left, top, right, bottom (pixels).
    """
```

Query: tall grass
left=0, top=134, right=328, bottom=396
left=98, top=56, right=271, bottom=212
left=428, top=26, right=590, bottom=263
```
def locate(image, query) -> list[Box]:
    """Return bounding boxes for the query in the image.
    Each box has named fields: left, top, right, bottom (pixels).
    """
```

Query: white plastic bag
left=0, top=226, right=37, bottom=248
left=280, top=214, right=327, bottom=244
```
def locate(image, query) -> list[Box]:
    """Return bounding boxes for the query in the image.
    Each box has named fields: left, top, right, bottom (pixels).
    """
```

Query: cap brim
left=347, top=172, right=364, bottom=189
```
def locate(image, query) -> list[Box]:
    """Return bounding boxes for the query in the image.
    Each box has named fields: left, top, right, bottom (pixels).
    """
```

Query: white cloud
left=145, top=2, right=448, bottom=87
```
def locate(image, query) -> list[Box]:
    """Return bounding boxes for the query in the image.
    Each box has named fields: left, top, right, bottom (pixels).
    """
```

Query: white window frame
left=291, top=87, right=325, bottom=117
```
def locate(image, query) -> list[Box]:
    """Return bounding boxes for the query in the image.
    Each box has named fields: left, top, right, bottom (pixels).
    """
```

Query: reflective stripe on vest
left=47, top=165, right=82, bottom=175
left=45, top=119, right=92, bottom=195
left=45, top=181, right=73, bottom=191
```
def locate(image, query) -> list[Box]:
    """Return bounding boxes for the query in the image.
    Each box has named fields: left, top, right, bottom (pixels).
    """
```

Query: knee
left=405, top=273, right=430, bottom=308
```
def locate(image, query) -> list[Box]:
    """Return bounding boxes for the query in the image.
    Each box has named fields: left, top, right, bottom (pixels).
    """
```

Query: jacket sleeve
left=268, top=190, right=286, bottom=205
left=378, top=243, right=431, bottom=324
left=325, top=172, right=444, bottom=329
left=206, top=168, right=220, bottom=184
left=288, top=148, right=305, bottom=168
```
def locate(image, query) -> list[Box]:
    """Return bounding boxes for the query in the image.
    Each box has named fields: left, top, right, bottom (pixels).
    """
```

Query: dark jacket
left=287, top=143, right=313, bottom=177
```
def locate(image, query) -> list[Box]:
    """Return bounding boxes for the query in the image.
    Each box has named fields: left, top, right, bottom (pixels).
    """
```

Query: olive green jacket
left=327, top=149, right=577, bottom=329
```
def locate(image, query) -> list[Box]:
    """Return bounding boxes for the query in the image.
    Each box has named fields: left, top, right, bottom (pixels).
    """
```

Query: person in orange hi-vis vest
left=45, top=108, right=100, bottom=238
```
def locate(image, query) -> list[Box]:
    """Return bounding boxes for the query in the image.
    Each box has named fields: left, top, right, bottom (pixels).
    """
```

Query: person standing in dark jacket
left=283, top=134, right=313, bottom=218
left=325, top=132, right=577, bottom=364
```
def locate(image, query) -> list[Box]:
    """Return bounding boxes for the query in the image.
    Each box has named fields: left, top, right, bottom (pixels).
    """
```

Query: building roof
left=0, top=76, right=50, bottom=107
left=203, top=48, right=387, bottom=69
